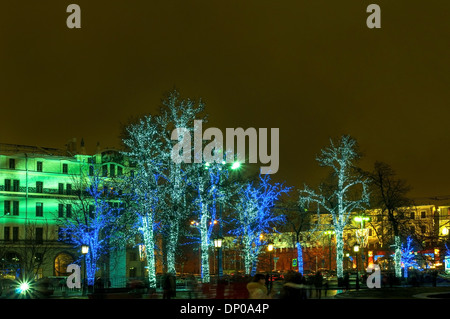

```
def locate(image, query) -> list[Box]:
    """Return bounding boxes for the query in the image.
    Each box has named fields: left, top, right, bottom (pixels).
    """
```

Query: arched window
left=54, top=252, right=75, bottom=276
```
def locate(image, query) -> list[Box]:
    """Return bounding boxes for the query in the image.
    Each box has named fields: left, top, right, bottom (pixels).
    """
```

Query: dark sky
left=1, top=1, right=450, bottom=200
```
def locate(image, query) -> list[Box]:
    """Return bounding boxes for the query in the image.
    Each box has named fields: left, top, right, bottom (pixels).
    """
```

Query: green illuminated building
left=0, top=139, right=130, bottom=284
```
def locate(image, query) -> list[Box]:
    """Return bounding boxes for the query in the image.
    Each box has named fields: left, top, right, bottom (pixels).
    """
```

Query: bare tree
left=363, top=161, right=412, bottom=278
left=14, top=220, right=59, bottom=281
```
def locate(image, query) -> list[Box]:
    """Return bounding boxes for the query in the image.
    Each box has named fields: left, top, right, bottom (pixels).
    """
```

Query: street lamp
left=354, top=244, right=360, bottom=290
left=81, top=244, right=89, bottom=255
left=214, top=237, right=223, bottom=249
left=231, top=161, right=241, bottom=170
left=81, top=244, right=89, bottom=295
left=214, top=237, right=224, bottom=279
left=267, top=242, right=274, bottom=293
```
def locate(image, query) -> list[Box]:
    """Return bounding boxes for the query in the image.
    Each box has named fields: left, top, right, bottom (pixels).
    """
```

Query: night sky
left=1, top=1, right=450, bottom=201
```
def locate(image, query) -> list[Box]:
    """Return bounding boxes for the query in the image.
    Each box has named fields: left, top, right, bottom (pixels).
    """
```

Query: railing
left=0, top=186, right=83, bottom=196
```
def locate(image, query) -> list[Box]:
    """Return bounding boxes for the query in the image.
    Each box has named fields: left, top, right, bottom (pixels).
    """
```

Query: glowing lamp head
left=16, top=281, right=31, bottom=295
left=214, top=237, right=223, bottom=248
left=19, top=282, right=30, bottom=292
left=231, top=162, right=241, bottom=170
left=268, top=243, right=274, bottom=252
left=81, top=244, right=89, bottom=255
left=353, top=244, right=360, bottom=253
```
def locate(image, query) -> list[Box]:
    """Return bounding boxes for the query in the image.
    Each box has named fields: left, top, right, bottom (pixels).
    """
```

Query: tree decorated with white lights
left=188, top=160, right=230, bottom=283
left=299, top=135, right=370, bottom=281
left=230, top=174, right=291, bottom=276
left=157, top=90, right=206, bottom=274
left=122, top=90, right=206, bottom=276
left=122, top=114, right=165, bottom=288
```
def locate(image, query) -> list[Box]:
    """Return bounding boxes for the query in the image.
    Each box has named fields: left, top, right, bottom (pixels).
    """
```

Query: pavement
left=4, top=281, right=450, bottom=300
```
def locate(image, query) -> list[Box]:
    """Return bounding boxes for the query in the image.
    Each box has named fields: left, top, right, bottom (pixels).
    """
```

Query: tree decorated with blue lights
left=230, top=174, right=291, bottom=276
left=401, top=236, right=417, bottom=278
left=58, top=166, right=127, bottom=287
left=299, top=135, right=370, bottom=281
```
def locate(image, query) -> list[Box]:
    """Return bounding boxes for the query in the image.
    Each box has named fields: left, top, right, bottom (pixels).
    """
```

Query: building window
left=89, top=165, right=94, bottom=176
left=4, top=201, right=10, bottom=215
left=4, top=227, right=10, bottom=241
left=62, top=163, right=68, bottom=174
left=110, top=164, right=115, bottom=177
left=66, top=184, right=72, bottom=195
left=37, top=161, right=43, bottom=172
left=9, top=158, right=15, bottom=169
left=410, top=226, right=415, bottom=234
left=117, top=166, right=123, bottom=176
left=58, top=183, right=64, bottom=195
left=12, top=201, right=19, bottom=216
left=36, top=181, right=43, bottom=193
left=421, top=211, right=426, bottom=219
left=13, top=227, right=19, bottom=241
left=58, top=204, right=64, bottom=218
left=66, top=204, right=72, bottom=218
left=102, top=165, right=108, bottom=177
left=36, top=228, right=43, bottom=244
left=36, top=202, right=43, bottom=217
left=421, top=225, right=427, bottom=234
left=13, top=180, right=19, bottom=192
left=4, top=179, right=11, bottom=191
left=129, top=251, right=138, bottom=262
left=410, top=212, right=415, bottom=219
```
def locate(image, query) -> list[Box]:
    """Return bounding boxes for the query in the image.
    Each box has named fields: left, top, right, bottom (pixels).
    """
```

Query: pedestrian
left=163, top=272, right=176, bottom=299
left=344, top=272, right=350, bottom=291
left=247, top=273, right=271, bottom=299
left=432, top=270, right=438, bottom=287
left=279, top=271, right=307, bottom=300
left=314, top=271, right=323, bottom=299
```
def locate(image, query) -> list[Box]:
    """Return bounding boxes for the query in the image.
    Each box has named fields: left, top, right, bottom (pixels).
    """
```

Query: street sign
left=445, top=257, right=450, bottom=273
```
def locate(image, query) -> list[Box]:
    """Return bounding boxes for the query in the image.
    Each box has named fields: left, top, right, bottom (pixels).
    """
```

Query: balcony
left=0, top=185, right=81, bottom=197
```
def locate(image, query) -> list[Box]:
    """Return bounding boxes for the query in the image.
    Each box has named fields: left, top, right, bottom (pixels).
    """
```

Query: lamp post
left=354, top=244, right=360, bottom=290
left=267, top=242, right=274, bottom=293
left=215, top=160, right=241, bottom=279
left=214, top=237, right=223, bottom=278
left=345, top=253, right=350, bottom=270
left=81, top=244, right=89, bottom=296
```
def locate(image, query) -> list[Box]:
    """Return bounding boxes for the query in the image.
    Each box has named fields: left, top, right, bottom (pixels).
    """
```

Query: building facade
left=0, top=140, right=130, bottom=284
